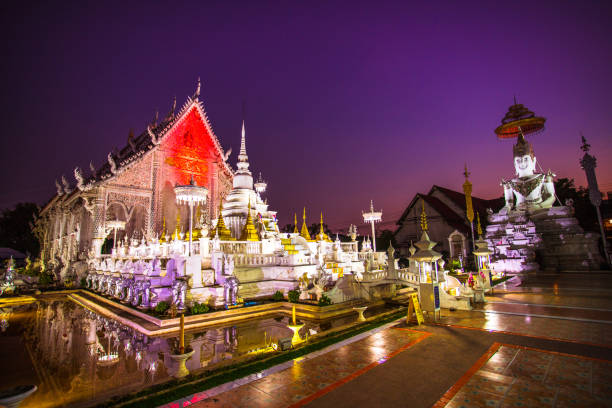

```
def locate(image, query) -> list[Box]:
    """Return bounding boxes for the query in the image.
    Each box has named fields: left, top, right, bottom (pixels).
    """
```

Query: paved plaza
left=164, top=273, right=612, bottom=408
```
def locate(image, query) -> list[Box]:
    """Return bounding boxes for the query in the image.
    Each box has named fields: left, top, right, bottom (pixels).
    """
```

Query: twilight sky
left=1, top=0, right=611, bottom=232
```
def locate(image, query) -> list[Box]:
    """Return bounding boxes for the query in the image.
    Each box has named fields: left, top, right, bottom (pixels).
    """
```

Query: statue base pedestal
left=486, top=206, right=603, bottom=275
left=473, top=288, right=485, bottom=303
left=353, top=306, right=368, bottom=322
left=287, top=323, right=305, bottom=346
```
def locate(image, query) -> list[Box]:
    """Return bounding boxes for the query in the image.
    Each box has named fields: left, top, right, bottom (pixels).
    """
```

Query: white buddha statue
left=500, top=132, right=555, bottom=213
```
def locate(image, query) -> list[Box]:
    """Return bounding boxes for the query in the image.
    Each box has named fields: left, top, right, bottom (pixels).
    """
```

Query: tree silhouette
left=0, top=202, right=40, bottom=256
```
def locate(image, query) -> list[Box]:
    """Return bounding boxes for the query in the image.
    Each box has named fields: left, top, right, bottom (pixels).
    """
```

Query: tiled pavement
left=166, top=274, right=612, bottom=408
left=440, top=344, right=612, bottom=408
left=186, top=328, right=429, bottom=408
left=436, top=307, right=612, bottom=345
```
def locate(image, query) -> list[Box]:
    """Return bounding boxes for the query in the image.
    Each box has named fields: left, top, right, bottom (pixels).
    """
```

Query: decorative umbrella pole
left=463, top=164, right=475, bottom=251
left=170, top=312, right=194, bottom=378
left=362, top=200, right=382, bottom=252
left=179, top=313, right=185, bottom=354
left=580, top=136, right=609, bottom=264
left=174, top=176, right=208, bottom=256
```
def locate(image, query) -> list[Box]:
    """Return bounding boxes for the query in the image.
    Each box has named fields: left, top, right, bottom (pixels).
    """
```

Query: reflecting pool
left=0, top=295, right=392, bottom=407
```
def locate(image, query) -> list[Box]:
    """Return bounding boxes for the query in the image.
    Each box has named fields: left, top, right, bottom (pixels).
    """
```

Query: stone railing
left=219, top=241, right=263, bottom=255
left=230, top=253, right=290, bottom=267
left=359, top=269, right=387, bottom=282
left=102, top=237, right=212, bottom=260
left=358, top=251, right=387, bottom=263
left=340, top=242, right=359, bottom=253
left=396, top=268, right=420, bottom=284
left=354, top=267, right=420, bottom=286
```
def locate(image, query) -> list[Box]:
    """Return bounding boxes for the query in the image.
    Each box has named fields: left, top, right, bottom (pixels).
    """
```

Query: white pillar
left=370, top=221, right=376, bottom=252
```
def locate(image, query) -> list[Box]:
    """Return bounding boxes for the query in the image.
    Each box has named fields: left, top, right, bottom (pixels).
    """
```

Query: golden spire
left=160, top=216, right=167, bottom=243
left=240, top=199, right=260, bottom=241
left=300, top=207, right=312, bottom=240
left=210, top=201, right=234, bottom=240
left=463, top=163, right=474, bottom=223
left=317, top=212, right=331, bottom=242
left=172, top=211, right=181, bottom=240
left=420, top=201, right=428, bottom=232
left=476, top=212, right=482, bottom=237
left=293, top=213, right=298, bottom=234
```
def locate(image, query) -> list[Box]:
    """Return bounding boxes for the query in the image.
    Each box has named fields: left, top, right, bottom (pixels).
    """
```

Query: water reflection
left=0, top=298, right=390, bottom=408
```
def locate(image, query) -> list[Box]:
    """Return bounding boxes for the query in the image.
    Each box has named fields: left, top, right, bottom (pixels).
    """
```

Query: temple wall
left=109, top=154, right=153, bottom=190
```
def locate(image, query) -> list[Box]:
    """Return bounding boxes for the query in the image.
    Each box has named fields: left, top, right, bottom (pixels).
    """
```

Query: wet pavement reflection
left=0, top=296, right=391, bottom=408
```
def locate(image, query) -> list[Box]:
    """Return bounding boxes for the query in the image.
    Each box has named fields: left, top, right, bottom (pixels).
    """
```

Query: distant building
left=393, top=185, right=503, bottom=258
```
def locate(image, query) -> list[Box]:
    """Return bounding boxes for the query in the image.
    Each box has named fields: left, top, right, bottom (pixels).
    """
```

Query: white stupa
left=221, top=121, right=278, bottom=238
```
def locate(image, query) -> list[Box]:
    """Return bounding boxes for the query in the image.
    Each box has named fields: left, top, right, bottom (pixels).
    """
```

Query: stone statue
left=500, top=132, right=555, bottom=213
left=223, top=255, right=234, bottom=276
left=141, top=280, right=152, bottom=308
left=172, top=280, right=187, bottom=310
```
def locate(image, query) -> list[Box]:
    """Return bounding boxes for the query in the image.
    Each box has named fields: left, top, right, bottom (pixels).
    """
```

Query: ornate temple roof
left=50, top=79, right=233, bottom=202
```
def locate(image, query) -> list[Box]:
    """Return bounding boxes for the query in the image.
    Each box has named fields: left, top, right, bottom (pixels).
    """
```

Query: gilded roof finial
left=476, top=212, right=483, bottom=237
left=210, top=200, right=234, bottom=240
left=195, top=77, right=201, bottom=98
left=463, top=163, right=470, bottom=179
left=300, top=207, right=312, bottom=240
left=240, top=198, right=260, bottom=241
left=172, top=211, right=181, bottom=240
left=317, top=212, right=331, bottom=242
left=420, top=201, right=428, bottom=232
left=167, top=95, right=177, bottom=119
left=293, top=213, right=298, bottom=234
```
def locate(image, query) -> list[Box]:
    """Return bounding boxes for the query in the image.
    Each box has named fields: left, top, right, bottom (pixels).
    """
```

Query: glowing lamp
left=175, top=177, right=208, bottom=256
left=107, top=220, right=126, bottom=254
left=254, top=172, right=267, bottom=194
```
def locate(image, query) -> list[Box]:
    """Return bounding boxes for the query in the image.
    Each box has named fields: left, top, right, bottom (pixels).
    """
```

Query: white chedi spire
left=236, top=120, right=250, bottom=174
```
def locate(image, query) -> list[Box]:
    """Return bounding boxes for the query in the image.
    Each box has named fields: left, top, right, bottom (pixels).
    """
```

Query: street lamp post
left=362, top=200, right=382, bottom=252
left=174, top=177, right=208, bottom=256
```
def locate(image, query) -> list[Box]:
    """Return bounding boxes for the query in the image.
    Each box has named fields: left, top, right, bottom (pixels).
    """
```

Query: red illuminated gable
left=159, top=102, right=232, bottom=187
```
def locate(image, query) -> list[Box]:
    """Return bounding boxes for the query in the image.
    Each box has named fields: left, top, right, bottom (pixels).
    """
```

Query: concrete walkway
left=168, top=273, right=612, bottom=408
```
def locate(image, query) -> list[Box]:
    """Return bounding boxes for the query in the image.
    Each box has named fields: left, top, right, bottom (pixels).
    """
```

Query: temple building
left=393, top=186, right=503, bottom=259
left=36, top=80, right=234, bottom=279
left=34, top=78, right=383, bottom=309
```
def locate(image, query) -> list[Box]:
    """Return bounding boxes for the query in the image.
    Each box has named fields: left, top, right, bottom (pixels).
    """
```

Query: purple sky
left=1, top=0, right=611, bottom=232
